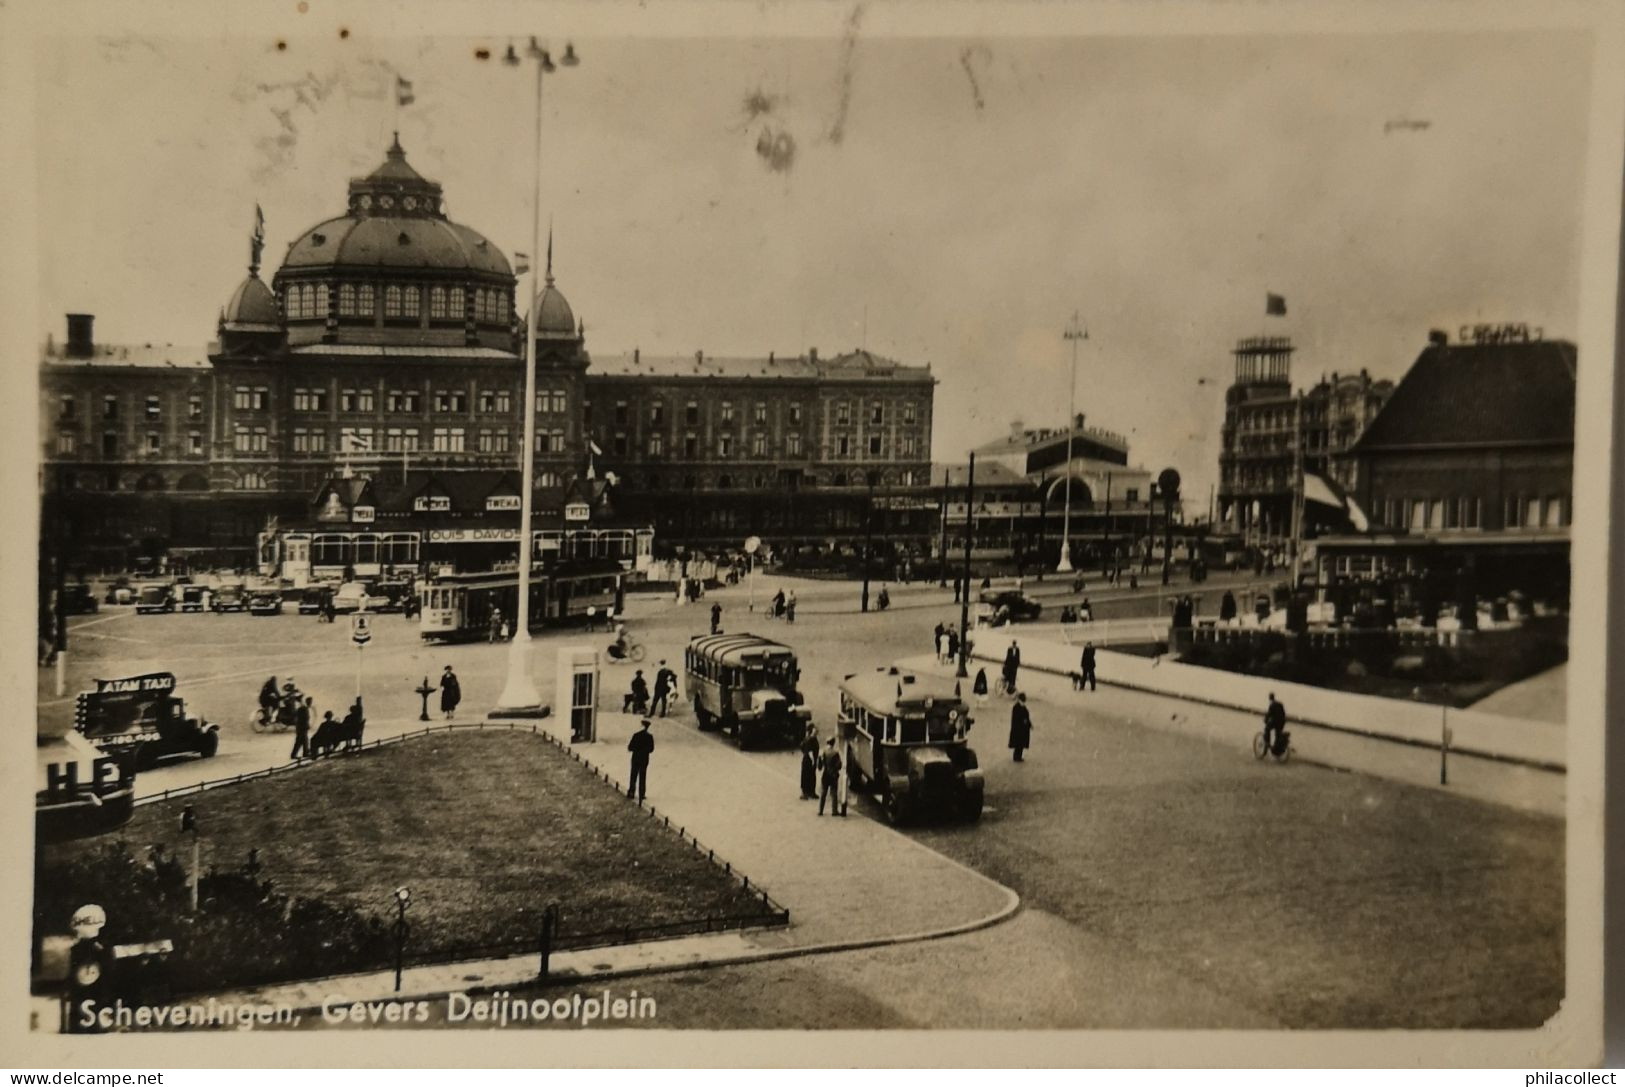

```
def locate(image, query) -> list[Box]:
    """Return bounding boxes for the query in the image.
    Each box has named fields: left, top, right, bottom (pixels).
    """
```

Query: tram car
left=838, top=666, right=983, bottom=824
left=684, top=633, right=812, bottom=749
left=419, top=560, right=624, bottom=642
left=75, top=671, right=220, bottom=771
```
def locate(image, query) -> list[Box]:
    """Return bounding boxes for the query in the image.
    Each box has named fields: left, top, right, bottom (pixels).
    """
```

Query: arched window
left=338, top=284, right=357, bottom=316
left=448, top=286, right=465, bottom=319
left=135, top=471, right=166, bottom=492
left=489, top=291, right=507, bottom=322
left=429, top=286, right=449, bottom=319
left=299, top=284, right=315, bottom=318
left=357, top=284, right=375, bottom=316
left=176, top=472, right=209, bottom=492
left=313, top=283, right=329, bottom=316
left=473, top=289, right=488, bottom=322
left=401, top=285, right=420, bottom=317
left=284, top=289, right=301, bottom=319
left=384, top=285, right=403, bottom=318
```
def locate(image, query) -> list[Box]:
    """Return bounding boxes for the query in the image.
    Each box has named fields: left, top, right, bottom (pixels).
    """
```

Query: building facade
left=38, top=137, right=938, bottom=570
left=1215, top=336, right=1394, bottom=545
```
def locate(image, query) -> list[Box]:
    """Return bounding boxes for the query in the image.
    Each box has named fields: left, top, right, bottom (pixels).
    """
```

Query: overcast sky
left=34, top=26, right=1594, bottom=504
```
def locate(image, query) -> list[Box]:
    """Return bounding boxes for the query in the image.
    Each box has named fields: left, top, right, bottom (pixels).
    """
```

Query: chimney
left=769, top=351, right=775, bottom=364
left=1009, top=418, right=1025, bottom=440
left=66, top=314, right=95, bottom=359
left=695, top=349, right=704, bottom=364
left=1428, top=329, right=1448, bottom=347
left=808, top=346, right=818, bottom=363
left=633, top=347, right=640, bottom=365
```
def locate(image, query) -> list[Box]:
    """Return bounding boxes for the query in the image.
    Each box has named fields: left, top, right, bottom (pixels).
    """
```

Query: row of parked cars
left=73, top=575, right=417, bottom=617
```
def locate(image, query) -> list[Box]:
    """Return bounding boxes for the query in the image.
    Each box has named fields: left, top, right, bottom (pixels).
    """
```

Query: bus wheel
left=959, top=789, right=984, bottom=822
left=695, top=707, right=716, bottom=731
left=884, top=790, right=908, bottom=826
left=735, top=723, right=752, bottom=751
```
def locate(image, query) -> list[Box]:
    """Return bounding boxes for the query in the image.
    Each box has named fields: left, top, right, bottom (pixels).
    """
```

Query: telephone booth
left=555, top=647, right=599, bottom=743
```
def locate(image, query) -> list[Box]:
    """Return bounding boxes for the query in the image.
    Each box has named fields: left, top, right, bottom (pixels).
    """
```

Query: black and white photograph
left=4, top=0, right=1620, bottom=1068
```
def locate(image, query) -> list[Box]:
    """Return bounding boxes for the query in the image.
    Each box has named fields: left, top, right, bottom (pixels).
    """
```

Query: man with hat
left=651, top=660, right=678, bottom=717
left=627, top=718, right=655, bottom=802
left=817, top=737, right=845, bottom=817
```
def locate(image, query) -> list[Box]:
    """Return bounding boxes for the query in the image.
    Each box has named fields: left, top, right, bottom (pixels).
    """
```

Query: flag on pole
left=1266, top=293, right=1287, bottom=317
left=514, top=252, right=531, bottom=275
left=396, top=76, right=415, bottom=107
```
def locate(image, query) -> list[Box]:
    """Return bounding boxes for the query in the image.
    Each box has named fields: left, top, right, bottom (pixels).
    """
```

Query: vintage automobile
left=331, top=581, right=373, bottom=614
left=134, top=583, right=176, bottom=615
left=211, top=583, right=248, bottom=613
left=298, top=584, right=336, bottom=615
left=838, top=666, right=983, bottom=824
left=75, top=671, right=219, bottom=771
left=103, top=578, right=134, bottom=606
left=247, top=590, right=284, bottom=616
left=684, top=633, right=812, bottom=750
left=60, top=584, right=100, bottom=615
left=977, top=589, right=1043, bottom=627
left=177, top=585, right=208, bottom=613
left=369, top=578, right=415, bottom=614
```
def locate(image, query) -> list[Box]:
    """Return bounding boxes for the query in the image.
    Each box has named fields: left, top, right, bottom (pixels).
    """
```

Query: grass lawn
left=43, top=730, right=779, bottom=966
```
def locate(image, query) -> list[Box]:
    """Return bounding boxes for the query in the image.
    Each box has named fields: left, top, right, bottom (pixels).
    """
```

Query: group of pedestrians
left=932, top=622, right=963, bottom=665
left=796, top=721, right=846, bottom=816
left=769, top=589, right=797, bottom=622
left=622, top=661, right=679, bottom=716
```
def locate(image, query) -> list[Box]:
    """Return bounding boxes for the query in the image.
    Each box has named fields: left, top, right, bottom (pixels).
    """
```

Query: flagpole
left=1057, top=312, right=1085, bottom=574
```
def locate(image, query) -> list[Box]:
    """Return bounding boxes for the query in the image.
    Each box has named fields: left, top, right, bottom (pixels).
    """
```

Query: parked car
left=331, top=581, right=372, bottom=614
left=370, top=578, right=416, bottom=613
left=103, top=578, right=134, bottom=606
left=977, top=590, right=1042, bottom=626
left=59, top=584, right=99, bottom=615
left=298, top=585, right=335, bottom=615
left=134, top=583, right=176, bottom=615
left=178, top=585, right=209, bottom=613
left=248, top=591, right=284, bottom=616
left=211, top=583, right=248, bottom=612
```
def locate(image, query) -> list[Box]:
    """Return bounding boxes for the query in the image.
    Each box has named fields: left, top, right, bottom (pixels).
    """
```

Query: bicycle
left=607, top=634, right=646, bottom=664
left=1252, top=728, right=1292, bottom=762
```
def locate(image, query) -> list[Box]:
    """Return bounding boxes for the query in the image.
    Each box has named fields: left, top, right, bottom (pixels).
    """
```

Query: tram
left=683, top=633, right=811, bottom=749
left=419, top=560, right=624, bottom=642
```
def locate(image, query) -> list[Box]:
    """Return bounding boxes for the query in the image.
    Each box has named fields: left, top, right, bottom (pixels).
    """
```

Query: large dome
left=266, top=136, right=519, bottom=351
left=222, top=273, right=279, bottom=330
left=534, top=281, right=576, bottom=338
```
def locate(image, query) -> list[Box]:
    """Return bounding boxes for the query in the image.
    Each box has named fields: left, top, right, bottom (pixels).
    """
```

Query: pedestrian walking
left=772, top=588, right=786, bottom=619
left=627, top=718, right=654, bottom=802
left=786, top=592, right=797, bottom=623
left=798, top=722, right=819, bottom=800
left=488, top=611, right=502, bottom=643
left=1080, top=642, right=1097, bottom=692
left=439, top=665, right=461, bottom=719
left=651, top=660, right=676, bottom=717
left=1080, top=597, right=1093, bottom=623
left=290, top=696, right=312, bottom=760
left=972, top=666, right=989, bottom=706
left=934, top=623, right=947, bottom=663
left=1002, top=640, right=1021, bottom=695
left=1008, top=693, right=1033, bottom=761
left=710, top=602, right=722, bottom=635
left=817, top=737, right=845, bottom=816
left=947, top=627, right=960, bottom=664
left=624, top=669, right=649, bottom=715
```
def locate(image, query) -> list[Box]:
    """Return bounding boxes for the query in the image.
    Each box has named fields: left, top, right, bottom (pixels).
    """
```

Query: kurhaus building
left=38, top=137, right=936, bottom=570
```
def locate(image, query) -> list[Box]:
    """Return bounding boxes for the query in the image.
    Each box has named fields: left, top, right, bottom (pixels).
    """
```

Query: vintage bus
left=838, top=666, right=983, bottom=824
left=683, top=633, right=811, bottom=750
left=419, top=560, right=624, bottom=642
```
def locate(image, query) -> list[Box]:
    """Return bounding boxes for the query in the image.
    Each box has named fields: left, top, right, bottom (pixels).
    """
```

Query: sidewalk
left=1469, top=663, right=1567, bottom=724
left=118, top=709, right=1017, bottom=1018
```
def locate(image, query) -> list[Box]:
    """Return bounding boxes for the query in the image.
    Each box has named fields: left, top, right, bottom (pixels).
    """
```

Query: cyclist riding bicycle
left=608, top=623, right=631, bottom=661
left=1263, top=692, right=1288, bottom=756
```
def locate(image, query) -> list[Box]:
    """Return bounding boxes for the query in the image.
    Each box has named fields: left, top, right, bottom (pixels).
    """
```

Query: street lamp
left=497, top=37, right=580, bottom=712
left=1057, top=312, right=1087, bottom=573
left=392, top=886, right=412, bottom=993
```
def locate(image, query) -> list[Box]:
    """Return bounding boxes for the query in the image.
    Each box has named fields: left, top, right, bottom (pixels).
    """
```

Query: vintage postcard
left=2, top=0, right=1619, bottom=1068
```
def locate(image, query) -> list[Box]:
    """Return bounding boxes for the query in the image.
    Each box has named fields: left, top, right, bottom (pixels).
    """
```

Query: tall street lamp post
left=497, top=37, right=579, bottom=712
left=956, top=453, right=976, bottom=678
left=1057, top=312, right=1087, bottom=574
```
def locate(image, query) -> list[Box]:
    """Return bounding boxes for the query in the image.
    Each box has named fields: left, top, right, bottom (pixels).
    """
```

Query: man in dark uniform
left=817, top=737, right=844, bottom=816
left=627, top=719, right=654, bottom=802
left=651, top=661, right=677, bottom=717
left=1080, top=642, right=1097, bottom=692
left=290, top=695, right=312, bottom=760
left=710, top=602, right=722, bottom=635
left=1008, top=692, right=1033, bottom=762
left=624, top=669, right=649, bottom=714
left=1002, top=640, right=1022, bottom=696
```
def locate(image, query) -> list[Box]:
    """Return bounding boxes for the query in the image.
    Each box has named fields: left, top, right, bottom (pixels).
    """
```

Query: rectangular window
left=382, top=427, right=419, bottom=452
left=102, top=432, right=118, bottom=458
left=387, top=389, right=421, bottom=414
left=835, top=402, right=850, bottom=425
left=478, top=389, right=513, bottom=414
left=188, top=432, right=203, bottom=456
left=339, top=427, right=372, bottom=453
left=431, top=427, right=465, bottom=453
left=1505, top=496, right=1522, bottom=529
left=1409, top=500, right=1426, bottom=531
left=340, top=388, right=375, bottom=413
left=234, top=426, right=270, bottom=453
left=868, top=434, right=883, bottom=456
left=720, top=402, right=735, bottom=424
left=648, top=433, right=664, bottom=456
left=1428, top=499, right=1444, bottom=530
left=145, top=395, right=161, bottom=421
left=615, top=401, right=629, bottom=425
left=904, top=436, right=917, bottom=456
left=686, top=402, right=699, bottom=426
left=232, top=387, right=255, bottom=412
left=685, top=434, right=698, bottom=458
left=60, top=395, right=76, bottom=420
left=871, top=403, right=884, bottom=425
left=904, top=402, right=917, bottom=425
left=614, top=433, right=629, bottom=456
left=718, top=435, right=733, bottom=458
left=551, top=391, right=568, bottom=413
left=788, top=403, right=802, bottom=425
left=56, top=431, right=75, bottom=455
left=836, top=435, right=850, bottom=457
left=787, top=433, right=802, bottom=457
left=1445, top=497, right=1461, bottom=530
left=435, top=390, right=467, bottom=413
left=650, top=402, right=665, bottom=425
left=1525, top=497, right=1541, bottom=528
left=754, top=403, right=767, bottom=424
left=144, top=432, right=160, bottom=455
left=752, top=433, right=767, bottom=457
left=477, top=430, right=511, bottom=454
left=1545, top=495, right=1566, bottom=528
left=547, top=431, right=566, bottom=454
left=384, top=285, right=404, bottom=319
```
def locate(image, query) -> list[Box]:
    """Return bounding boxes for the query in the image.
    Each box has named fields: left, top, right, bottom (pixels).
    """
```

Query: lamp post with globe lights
left=497, top=38, right=580, bottom=712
